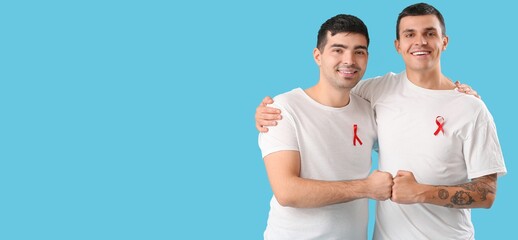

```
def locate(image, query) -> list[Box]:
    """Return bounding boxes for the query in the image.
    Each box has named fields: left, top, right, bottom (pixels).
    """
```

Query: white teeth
left=412, top=51, right=428, bottom=55
left=338, top=69, right=355, bottom=74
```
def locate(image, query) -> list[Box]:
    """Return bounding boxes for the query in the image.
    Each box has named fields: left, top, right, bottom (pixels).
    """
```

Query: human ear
left=394, top=40, right=401, bottom=54
left=442, top=35, right=449, bottom=51
left=313, top=48, right=322, bottom=66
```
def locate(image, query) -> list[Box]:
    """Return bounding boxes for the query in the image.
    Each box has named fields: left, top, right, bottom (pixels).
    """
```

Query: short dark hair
left=396, top=3, right=446, bottom=40
left=316, top=14, right=369, bottom=51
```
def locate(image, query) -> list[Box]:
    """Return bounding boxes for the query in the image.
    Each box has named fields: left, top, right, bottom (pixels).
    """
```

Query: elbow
left=482, top=194, right=496, bottom=209
left=272, top=180, right=303, bottom=207
left=275, top=192, right=298, bottom=207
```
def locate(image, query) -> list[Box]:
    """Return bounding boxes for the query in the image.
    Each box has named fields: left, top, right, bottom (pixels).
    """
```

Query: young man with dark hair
left=258, top=14, right=393, bottom=240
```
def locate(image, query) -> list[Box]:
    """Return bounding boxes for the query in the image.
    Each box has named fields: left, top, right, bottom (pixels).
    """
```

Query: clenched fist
left=365, top=170, right=394, bottom=201
left=391, top=170, right=426, bottom=204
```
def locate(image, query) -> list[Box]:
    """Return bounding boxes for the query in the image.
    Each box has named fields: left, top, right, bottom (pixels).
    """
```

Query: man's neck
left=304, top=83, right=351, bottom=108
left=406, top=68, right=455, bottom=90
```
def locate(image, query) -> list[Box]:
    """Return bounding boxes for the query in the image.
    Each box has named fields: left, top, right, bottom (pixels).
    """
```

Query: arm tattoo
left=459, top=182, right=476, bottom=191
left=456, top=176, right=496, bottom=202
left=477, top=186, right=490, bottom=201
left=435, top=174, right=497, bottom=207
left=438, top=189, right=449, bottom=199
left=451, top=191, right=475, bottom=205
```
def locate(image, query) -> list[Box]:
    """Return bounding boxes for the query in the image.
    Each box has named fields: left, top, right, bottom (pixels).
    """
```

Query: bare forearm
left=422, top=174, right=497, bottom=209
left=277, top=177, right=369, bottom=208
left=264, top=152, right=392, bottom=208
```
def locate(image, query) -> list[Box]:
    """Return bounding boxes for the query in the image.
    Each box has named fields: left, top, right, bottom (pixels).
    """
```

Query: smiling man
left=256, top=3, right=506, bottom=239
left=352, top=3, right=506, bottom=239
left=258, top=14, right=393, bottom=240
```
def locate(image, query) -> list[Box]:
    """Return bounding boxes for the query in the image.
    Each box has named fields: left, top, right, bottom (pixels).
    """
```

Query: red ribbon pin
left=434, top=116, right=445, bottom=136
left=353, top=124, right=363, bottom=146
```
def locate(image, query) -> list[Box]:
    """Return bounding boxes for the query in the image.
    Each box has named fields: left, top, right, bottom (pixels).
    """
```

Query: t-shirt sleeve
left=463, top=107, right=507, bottom=179
left=351, top=79, right=373, bottom=102
left=258, top=102, right=299, bottom=158
left=351, top=75, right=388, bottom=103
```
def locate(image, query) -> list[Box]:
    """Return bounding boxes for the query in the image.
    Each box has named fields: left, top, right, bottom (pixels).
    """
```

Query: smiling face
left=395, top=14, right=448, bottom=74
left=314, top=31, right=368, bottom=90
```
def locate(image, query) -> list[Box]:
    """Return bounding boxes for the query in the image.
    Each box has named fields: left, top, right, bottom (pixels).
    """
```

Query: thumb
left=260, top=96, right=269, bottom=106
left=396, top=170, right=411, bottom=177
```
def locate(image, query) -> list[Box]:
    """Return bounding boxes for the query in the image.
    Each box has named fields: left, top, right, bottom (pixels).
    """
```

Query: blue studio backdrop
left=1, top=0, right=515, bottom=239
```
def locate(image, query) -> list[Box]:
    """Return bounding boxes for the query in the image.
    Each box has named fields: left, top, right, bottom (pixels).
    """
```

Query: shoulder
left=454, top=93, right=494, bottom=123
left=270, top=88, right=309, bottom=115
left=272, top=88, right=302, bottom=105
left=350, top=92, right=371, bottom=107
left=354, top=72, right=403, bottom=93
left=361, top=72, right=400, bottom=86
left=455, top=92, right=487, bottom=111
left=350, top=93, right=375, bottom=115
left=353, top=72, right=404, bottom=101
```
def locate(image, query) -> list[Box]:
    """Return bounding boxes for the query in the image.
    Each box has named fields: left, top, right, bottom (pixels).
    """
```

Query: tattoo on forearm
left=477, top=186, right=490, bottom=201
left=457, top=178, right=496, bottom=202
left=438, top=189, right=449, bottom=199
left=435, top=174, right=497, bottom=207
left=459, top=182, right=476, bottom=191
left=451, top=191, right=474, bottom=205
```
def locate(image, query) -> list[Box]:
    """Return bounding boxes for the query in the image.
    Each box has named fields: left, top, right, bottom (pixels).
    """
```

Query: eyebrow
left=402, top=27, right=439, bottom=34
left=330, top=43, right=368, bottom=50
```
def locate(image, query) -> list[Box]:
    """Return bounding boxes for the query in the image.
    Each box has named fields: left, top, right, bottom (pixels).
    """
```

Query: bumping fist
left=366, top=170, right=394, bottom=201
left=391, top=170, right=424, bottom=204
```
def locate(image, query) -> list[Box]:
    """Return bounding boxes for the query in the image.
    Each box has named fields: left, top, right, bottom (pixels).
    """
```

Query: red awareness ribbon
left=434, top=116, right=445, bottom=136
left=353, top=124, right=363, bottom=146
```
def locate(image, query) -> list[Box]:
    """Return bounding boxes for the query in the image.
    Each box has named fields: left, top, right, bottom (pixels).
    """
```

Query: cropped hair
left=316, top=14, right=369, bottom=51
left=396, top=2, right=446, bottom=40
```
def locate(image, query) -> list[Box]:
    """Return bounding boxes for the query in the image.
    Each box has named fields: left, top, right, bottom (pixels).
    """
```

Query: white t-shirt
left=353, top=72, right=507, bottom=240
left=258, top=88, right=377, bottom=240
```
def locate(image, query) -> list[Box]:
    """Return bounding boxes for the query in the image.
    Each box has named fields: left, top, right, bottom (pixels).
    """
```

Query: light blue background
left=1, top=0, right=515, bottom=239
